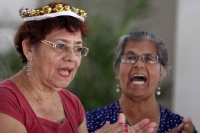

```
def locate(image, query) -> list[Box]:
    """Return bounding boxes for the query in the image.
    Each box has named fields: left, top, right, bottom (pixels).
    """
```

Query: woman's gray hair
left=113, top=30, right=170, bottom=78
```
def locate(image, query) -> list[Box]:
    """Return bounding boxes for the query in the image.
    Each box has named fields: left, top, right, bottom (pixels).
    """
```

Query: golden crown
left=19, top=4, right=87, bottom=21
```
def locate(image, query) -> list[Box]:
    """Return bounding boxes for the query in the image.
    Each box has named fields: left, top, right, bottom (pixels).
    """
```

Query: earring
left=27, top=60, right=31, bottom=76
left=116, top=84, right=120, bottom=92
left=156, top=87, right=161, bottom=95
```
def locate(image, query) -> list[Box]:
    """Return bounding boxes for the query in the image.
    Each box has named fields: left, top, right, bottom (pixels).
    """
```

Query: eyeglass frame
left=41, top=39, right=89, bottom=57
left=121, top=53, right=159, bottom=64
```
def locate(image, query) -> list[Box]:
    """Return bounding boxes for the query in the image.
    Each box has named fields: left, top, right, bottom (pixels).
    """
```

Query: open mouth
left=130, top=74, right=147, bottom=85
left=58, top=68, right=73, bottom=76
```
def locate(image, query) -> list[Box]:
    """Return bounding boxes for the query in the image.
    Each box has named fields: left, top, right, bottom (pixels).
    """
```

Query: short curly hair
left=14, top=2, right=89, bottom=64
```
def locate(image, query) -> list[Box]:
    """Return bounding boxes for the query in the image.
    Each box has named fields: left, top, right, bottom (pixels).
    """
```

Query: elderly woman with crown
left=0, top=2, right=90, bottom=133
left=0, top=2, right=157, bottom=133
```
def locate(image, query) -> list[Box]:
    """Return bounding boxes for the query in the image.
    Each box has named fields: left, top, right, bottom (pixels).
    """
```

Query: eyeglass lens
left=121, top=54, right=158, bottom=64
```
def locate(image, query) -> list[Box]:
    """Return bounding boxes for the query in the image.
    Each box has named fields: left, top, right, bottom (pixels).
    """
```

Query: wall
left=138, top=0, right=200, bottom=130
left=173, top=0, right=200, bottom=130
left=0, top=0, right=38, bottom=53
left=136, top=0, right=177, bottom=109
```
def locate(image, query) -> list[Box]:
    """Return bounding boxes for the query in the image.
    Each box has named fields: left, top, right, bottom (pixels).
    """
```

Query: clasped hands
left=94, top=114, right=196, bottom=133
left=94, top=113, right=156, bottom=133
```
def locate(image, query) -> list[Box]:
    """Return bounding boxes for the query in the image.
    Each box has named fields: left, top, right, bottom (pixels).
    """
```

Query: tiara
left=19, top=4, right=87, bottom=22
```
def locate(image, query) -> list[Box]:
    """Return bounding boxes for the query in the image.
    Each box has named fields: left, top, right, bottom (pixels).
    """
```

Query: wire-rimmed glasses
left=41, top=39, right=89, bottom=57
left=121, top=54, right=159, bottom=64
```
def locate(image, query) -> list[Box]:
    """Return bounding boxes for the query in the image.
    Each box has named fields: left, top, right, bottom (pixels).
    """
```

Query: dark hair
left=113, top=30, right=169, bottom=77
left=14, top=2, right=89, bottom=64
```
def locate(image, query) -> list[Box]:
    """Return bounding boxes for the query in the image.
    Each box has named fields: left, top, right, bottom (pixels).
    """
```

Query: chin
left=61, top=83, right=70, bottom=88
left=54, top=81, right=70, bottom=89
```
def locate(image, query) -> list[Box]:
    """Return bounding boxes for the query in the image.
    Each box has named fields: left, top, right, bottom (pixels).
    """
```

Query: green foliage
left=67, top=17, right=120, bottom=111
left=0, top=49, right=23, bottom=80
left=67, top=0, right=149, bottom=111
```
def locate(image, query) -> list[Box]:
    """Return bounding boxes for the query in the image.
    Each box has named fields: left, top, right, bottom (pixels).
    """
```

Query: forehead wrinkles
left=54, top=38, right=83, bottom=45
left=124, top=40, right=157, bottom=55
left=46, top=29, right=82, bottom=41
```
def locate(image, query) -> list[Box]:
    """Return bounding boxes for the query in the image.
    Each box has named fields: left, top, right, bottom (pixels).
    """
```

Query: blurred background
left=0, top=0, right=199, bottom=130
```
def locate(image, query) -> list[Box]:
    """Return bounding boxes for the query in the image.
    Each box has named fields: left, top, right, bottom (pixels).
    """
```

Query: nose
left=133, top=56, right=145, bottom=68
left=63, top=48, right=78, bottom=62
left=67, top=47, right=77, bottom=54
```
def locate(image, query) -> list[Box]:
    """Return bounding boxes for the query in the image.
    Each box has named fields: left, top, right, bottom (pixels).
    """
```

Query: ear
left=22, top=38, right=33, bottom=60
left=116, top=69, right=120, bottom=80
left=115, top=64, right=121, bottom=80
left=159, top=65, right=167, bottom=82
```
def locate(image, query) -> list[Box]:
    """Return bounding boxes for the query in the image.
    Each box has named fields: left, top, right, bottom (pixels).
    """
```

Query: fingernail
left=125, top=124, right=129, bottom=133
left=119, top=122, right=123, bottom=126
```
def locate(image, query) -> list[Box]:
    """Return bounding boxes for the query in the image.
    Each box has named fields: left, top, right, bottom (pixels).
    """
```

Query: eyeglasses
left=41, top=39, right=89, bottom=57
left=121, top=54, right=159, bottom=64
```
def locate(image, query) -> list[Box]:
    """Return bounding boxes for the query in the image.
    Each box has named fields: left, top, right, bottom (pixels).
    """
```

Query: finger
left=182, top=117, right=193, bottom=126
left=117, top=113, right=126, bottom=124
left=99, top=121, right=118, bottom=132
left=106, top=126, right=126, bottom=133
left=138, top=127, right=155, bottom=133
left=96, top=121, right=111, bottom=132
left=131, top=119, right=149, bottom=131
left=124, top=124, right=130, bottom=133
left=130, top=123, right=155, bottom=133
left=104, top=122, right=126, bottom=133
left=183, top=123, right=195, bottom=133
left=182, top=117, right=195, bottom=132
left=132, top=119, right=156, bottom=131
left=137, top=122, right=157, bottom=133
left=182, top=117, right=192, bottom=124
left=168, top=123, right=184, bottom=133
left=94, top=121, right=126, bottom=133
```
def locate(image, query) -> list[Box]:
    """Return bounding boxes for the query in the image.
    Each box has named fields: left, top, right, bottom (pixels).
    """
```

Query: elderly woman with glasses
left=0, top=2, right=90, bottom=133
left=86, top=31, right=197, bottom=133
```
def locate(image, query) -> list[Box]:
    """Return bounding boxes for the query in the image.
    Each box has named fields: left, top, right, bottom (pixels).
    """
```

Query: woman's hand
left=129, top=119, right=157, bottom=133
left=168, top=117, right=196, bottom=133
left=94, top=113, right=127, bottom=133
left=182, top=117, right=196, bottom=132
left=94, top=121, right=127, bottom=133
left=94, top=113, right=157, bottom=133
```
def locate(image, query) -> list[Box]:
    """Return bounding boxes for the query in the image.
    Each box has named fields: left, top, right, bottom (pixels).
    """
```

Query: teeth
left=131, top=81, right=145, bottom=85
left=58, top=70, right=69, bottom=75
left=131, top=74, right=146, bottom=85
left=132, top=74, right=145, bottom=78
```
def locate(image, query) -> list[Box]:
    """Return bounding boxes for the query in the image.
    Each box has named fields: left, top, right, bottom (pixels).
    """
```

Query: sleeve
left=86, top=108, right=107, bottom=133
left=76, top=97, right=85, bottom=126
left=0, top=87, right=24, bottom=124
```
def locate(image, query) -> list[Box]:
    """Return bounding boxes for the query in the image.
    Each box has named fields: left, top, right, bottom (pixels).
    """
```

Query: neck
left=10, top=68, right=58, bottom=103
left=119, top=95, right=160, bottom=126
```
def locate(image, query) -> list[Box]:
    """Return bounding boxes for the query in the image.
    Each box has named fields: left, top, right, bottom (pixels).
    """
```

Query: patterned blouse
left=86, top=100, right=197, bottom=133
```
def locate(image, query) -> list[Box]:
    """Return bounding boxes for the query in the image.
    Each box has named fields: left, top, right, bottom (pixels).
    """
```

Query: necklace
left=119, top=100, right=160, bottom=133
left=154, top=117, right=160, bottom=133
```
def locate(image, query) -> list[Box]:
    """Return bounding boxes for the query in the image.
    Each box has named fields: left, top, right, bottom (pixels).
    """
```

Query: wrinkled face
left=117, top=40, right=163, bottom=99
left=30, top=29, right=82, bottom=91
